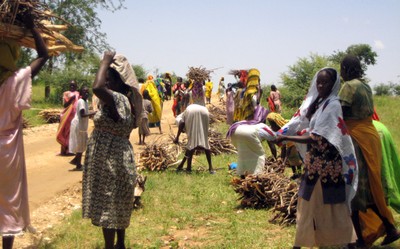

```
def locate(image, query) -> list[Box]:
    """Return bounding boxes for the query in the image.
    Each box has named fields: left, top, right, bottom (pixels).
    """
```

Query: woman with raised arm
left=82, top=51, right=142, bottom=249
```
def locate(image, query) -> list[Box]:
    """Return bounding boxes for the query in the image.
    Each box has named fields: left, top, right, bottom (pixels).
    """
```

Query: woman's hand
left=274, top=134, right=286, bottom=144
left=173, top=137, right=179, bottom=144
left=102, top=51, right=116, bottom=65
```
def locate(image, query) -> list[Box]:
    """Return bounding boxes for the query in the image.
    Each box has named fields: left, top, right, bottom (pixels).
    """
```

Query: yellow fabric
left=205, top=81, right=213, bottom=98
left=241, top=68, right=259, bottom=120
left=0, top=40, right=20, bottom=85
left=233, top=88, right=243, bottom=122
left=267, top=112, right=288, bottom=128
left=141, top=80, right=162, bottom=124
left=345, top=117, right=395, bottom=245
left=359, top=209, right=385, bottom=247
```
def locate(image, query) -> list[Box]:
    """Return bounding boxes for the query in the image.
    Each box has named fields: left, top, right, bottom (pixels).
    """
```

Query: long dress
left=0, top=67, right=32, bottom=235
left=82, top=92, right=136, bottom=229
left=225, top=90, right=234, bottom=125
left=69, top=98, right=89, bottom=154
left=141, top=80, right=162, bottom=128
left=56, top=90, right=80, bottom=152
left=179, top=104, right=209, bottom=150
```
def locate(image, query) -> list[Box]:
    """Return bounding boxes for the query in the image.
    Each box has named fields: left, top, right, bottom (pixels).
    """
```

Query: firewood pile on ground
left=231, top=158, right=298, bottom=225
left=138, top=142, right=181, bottom=171
left=39, top=109, right=60, bottom=123
left=208, top=104, right=226, bottom=124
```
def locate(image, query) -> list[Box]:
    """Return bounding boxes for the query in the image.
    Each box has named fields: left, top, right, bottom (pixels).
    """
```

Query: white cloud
left=374, top=40, right=385, bottom=50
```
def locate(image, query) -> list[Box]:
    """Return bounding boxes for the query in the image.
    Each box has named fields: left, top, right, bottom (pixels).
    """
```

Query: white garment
left=231, top=123, right=275, bottom=175
left=181, top=104, right=209, bottom=150
left=69, top=98, right=89, bottom=153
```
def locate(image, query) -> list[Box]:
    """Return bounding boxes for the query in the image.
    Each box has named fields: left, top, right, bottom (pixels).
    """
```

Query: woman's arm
left=173, top=121, right=185, bottom=144
left=92, top=51, right=120, bottom=121
left=267, top=141, right=277, bottom=159
left=24, top=10, right=49, bottom=78
left=275, top=134, right=316, bottom=144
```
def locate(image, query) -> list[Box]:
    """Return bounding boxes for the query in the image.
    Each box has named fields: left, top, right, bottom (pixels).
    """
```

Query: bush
left=392, top=84, right=400, bottom=96
left=374, top=83, right=392, bottom=96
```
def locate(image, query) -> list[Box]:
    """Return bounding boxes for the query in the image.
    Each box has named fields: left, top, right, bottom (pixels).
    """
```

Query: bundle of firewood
left=22, top=117, right=30, bottom=128
left=208, top=129, right=237, bottom=155
left=186, top=66, right=211, bottom=82
left=138, top=143, right=181, bottom=171
left=0, top=0, right=84, bottom=55
left=231, top=158, right=299, bottom=225
left=39, top=109, right=60, bottom=123
left=208, top=104, right=226, bottom=124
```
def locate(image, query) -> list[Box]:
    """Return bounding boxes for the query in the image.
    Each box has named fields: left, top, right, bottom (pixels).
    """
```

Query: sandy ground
left=8, top=95, right=224, bottom=248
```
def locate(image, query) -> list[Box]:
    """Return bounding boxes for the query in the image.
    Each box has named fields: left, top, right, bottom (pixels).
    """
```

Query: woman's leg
left=176, top=150, right=189, bottom=171
left=186, top=149, right=195, bottom=172
left=2, top=236, right=14, bottom=249
left=102, top=228, right=116, bottom=249
left=351, top=210, right=365, bottom=246
left=115, top=229, right=126, bottom=249
left=75, top=152, right=82, bottom=168
left=204, top=149, right=214, bottom=173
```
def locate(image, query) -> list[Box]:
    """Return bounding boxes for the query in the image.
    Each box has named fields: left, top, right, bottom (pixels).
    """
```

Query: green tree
left=374, top=83, right=392, bottom=96
left=28, top=0, right=126, bottom=98
left=280, top=53, right=335, bottom=108
left=132, top=64, right=147, bottom=81
left=329, top=44, right=378, bottom=76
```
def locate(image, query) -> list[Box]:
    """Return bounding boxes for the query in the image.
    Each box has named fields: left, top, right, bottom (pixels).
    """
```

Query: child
left=139, top=90, right=153, bottom=145
left=267, top=112, right=302, bottom=179
left=69, top=87, right=96, bottom=170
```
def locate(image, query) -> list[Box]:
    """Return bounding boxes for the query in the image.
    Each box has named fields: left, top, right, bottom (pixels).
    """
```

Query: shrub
left=374, top=83, right=392, bottom=96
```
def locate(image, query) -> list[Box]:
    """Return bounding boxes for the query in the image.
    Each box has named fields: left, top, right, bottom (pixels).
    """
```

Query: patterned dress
left=82, top=92, right=136, bottom=229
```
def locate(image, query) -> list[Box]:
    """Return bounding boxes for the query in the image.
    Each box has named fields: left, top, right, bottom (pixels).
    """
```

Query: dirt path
left=11, top=95, right=224, bottom=248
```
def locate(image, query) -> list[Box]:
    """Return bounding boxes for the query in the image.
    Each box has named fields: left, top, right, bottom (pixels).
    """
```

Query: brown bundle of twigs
left=138, top=142, right=181, bottom=171
left=269, top=182, right=298, bottom=226
left=208, top=104, right=226, bottom=124
left=39, top=108, right=60, bottom=123
left=263, top=157, right=286, bottom=174
left=231, top=158, right=299, bottom=225
left=22, top=117, right=30, bottom=128
left=208, top=129, right=237, bottom=155
left=186, top=66, right=212, bottom=82
left=0, top=0, right=84, bottom=55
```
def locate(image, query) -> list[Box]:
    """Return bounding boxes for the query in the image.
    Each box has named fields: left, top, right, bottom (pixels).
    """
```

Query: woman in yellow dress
left=140, top=75, right=163, bottom=133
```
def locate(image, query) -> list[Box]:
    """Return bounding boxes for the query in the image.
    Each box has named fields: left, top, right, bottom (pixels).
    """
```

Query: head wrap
left=279, top=68, right=358, bottom=208
left=0, top=40, right=21, bottom=85
left=147, top=74, right=154, bottom=81
left=110, top=54, right=143, bottom=128
left=267, top=112, right=288, bottom=128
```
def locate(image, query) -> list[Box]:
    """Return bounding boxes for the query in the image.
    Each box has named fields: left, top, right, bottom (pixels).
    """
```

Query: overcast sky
left=98, top=0, right=400, bottom=89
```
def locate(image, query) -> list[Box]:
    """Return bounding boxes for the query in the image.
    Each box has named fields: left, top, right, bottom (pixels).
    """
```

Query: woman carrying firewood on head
left=274, top=68, right=358, bottom=248
left=0, top=9, right=49, bottom=249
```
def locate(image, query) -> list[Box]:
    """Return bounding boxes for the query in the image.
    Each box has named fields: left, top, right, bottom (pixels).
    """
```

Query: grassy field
left=25, top=88, right=400, bottom=248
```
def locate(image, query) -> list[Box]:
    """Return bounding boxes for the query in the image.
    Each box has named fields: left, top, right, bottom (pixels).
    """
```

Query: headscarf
left=110, top=54, right=143, bottom=128
left=0, top=40, right=21, bottom=85
left=267, top=112, right=288, bottom=128
left=279, top=68, right=358, bottom=208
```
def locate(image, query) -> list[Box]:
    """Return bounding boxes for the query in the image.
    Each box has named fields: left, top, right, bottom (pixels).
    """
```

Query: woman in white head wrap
left=275, top=68, right=358, bottom=248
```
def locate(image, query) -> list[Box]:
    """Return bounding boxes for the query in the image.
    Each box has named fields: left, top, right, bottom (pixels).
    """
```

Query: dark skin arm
left=79, top=109, right=96, bottom=118
left=267, top=141, right=277, bottom=159
left=173, top=121, right=185, bottom=144
left=92, top=51, right=120, bottom=122
left=63, top=95, right=76, bottom=108
left=341, top=106, right=352, bottom=119
left=275, top=134, right=316, bottom=144
left=23, top=10, right=49, bottom=78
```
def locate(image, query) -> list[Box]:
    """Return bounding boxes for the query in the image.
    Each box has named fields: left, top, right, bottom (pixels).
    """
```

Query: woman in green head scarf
left=0, top=10, right=49, bottom=249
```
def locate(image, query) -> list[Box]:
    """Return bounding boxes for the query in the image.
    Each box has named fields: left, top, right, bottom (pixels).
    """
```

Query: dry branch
left=231, top=157, right=299, bottom=225
left=138, top=142, right=181, bottom=171
left=0, top=0, right=84, bottom=55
